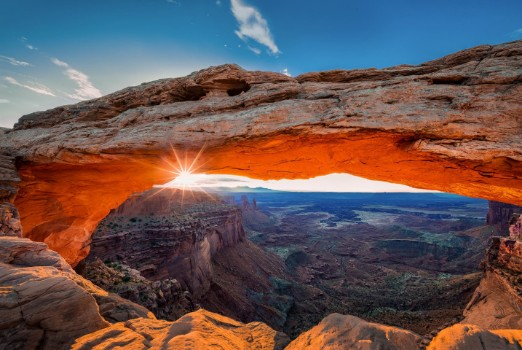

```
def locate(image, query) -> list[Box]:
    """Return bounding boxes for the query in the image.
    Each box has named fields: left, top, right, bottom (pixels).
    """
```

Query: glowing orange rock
left=1, top=40, right=521, bottom=265
left=285, top=313, right=420, bottom=349
left=427, top=324, right=522, bottom=350
left=72, top=309, right=289, bottom=350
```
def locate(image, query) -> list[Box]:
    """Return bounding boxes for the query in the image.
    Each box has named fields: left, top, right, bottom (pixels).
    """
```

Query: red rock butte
left=1, top=40, right=521, bottom=266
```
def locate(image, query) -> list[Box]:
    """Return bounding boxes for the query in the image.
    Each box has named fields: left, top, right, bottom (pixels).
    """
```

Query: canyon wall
left=487, top=201, right=522, bottom=235
left=0, top=40, right=520, bottom=265
left=86, top=188, right=245, bottom=299
left=462, top=236, right=522, bottom=330
left=0, top=237, right=155, bottom=349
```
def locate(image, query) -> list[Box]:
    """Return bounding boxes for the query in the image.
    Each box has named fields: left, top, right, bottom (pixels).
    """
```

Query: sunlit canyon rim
left=0, top=40, right=521, bottom=349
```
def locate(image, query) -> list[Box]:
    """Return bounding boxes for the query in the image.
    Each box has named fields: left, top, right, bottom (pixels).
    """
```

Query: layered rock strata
left=0, top=237, right=154, bottom=349
left=84, top=188, right=292, bottom=330
left=86, top=188, right=245, bottom=299
left=0, top=40, right=520, bottom=265
left=84, top=258, right=195, bottom=321
left=1, top=234, right=522, bottom=349
left=461, top=234, right=522, bottom=331
left=487, top=201, right=522, bottom=235
left=0, top=152, right=21, bottom=238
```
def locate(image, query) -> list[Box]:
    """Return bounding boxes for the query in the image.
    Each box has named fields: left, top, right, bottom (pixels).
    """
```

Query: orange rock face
left=2, top=40, right=522, bottom=265
left=72, top=309, right=290, bottom=350
left=427, top=324, right=522, bottom=350
left=285, top=313, right=421, bottom=349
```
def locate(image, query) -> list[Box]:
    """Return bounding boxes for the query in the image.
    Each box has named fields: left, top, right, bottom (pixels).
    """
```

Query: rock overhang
left=0, top=40, right=521, bottom=265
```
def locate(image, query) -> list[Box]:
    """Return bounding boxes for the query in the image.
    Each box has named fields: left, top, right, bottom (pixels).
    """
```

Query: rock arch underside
left=0, top=40, right=521, bottom=268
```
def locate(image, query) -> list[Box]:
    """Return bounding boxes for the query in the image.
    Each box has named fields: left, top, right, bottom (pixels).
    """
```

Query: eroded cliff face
left=0, top=237, right=155, bottom=350
left=0, top=40, right=520, bottom=265
left=86, top=188, right=245, bottom=299
left=487, top=201, right=522, bottom=235
left=0, top=236, right=289, bottom=350
left=0, top=152, right=21, bottom=238
left=0, top=203, right=520, bottom=349
left=461, top=236, right=522, bottom=331
left=84, top=188, right=294, bottom=331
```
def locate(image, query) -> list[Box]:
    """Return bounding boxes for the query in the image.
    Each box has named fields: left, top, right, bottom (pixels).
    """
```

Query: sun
left=173, top=169, right=198, bottom=187
left=159, top=144, right=208, bottom=191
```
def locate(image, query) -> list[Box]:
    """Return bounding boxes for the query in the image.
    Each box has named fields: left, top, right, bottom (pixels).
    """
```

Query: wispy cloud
left=511, top=28, right=522, bottom=38
left=51, top=58, right=102, bottom=100
left=0, top=55, right=32, bottom=67
left=166, top=0, right=180, bottom=5
left=0, top=99, right=10, bottom=104
left=216, top=0, right=222, bottom=5
left=248, top=46, right=261, bottom=55
left=20, top=36, right=38, bottom=51
left=281, top=68, right=291, bottom=77
left=5, top=76, right=55, bottom=96
left=230, top=0, right=280, bottom=55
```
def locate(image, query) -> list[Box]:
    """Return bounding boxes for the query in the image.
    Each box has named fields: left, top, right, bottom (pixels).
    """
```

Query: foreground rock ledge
left=1, top=40, right=521, bottom=265
left=0, top=237, right=154, bottom=350
left=73, top=309, right=290, bottom=350
left=1, top=236, right=521, bottom=349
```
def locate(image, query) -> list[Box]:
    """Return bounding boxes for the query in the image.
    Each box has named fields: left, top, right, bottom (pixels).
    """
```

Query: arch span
left=3, top=40, right=522, bottom=265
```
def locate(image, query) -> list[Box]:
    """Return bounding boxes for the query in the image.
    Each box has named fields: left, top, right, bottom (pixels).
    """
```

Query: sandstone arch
left=1, top=40, right=521, bottom=265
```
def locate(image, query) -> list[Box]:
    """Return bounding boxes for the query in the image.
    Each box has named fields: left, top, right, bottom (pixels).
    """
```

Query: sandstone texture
left=427, top=324, right=522, bottom=350
left=463, top=271, right=522, bottom=330
left=72, top=309, right=290, bottom=350
left=0, top=152, right=21, bottom=238
left=0, top=236, right=154, bottom=350
left=462, top=236, right=522, bottom=330
left=487, top=201, right=522, bottom=235
left=84, top=258, right=195, bottom=321
left=285, top=313, right=421, bottom=350
left=0, top=41, right=520, bottom=265
left=87, top=188, right=245, bottom=298
left=202, top=239, right=292, bottom=331
left=84, top=188, right=292, bottom=331
left=1, top=235, right=521, bottom=349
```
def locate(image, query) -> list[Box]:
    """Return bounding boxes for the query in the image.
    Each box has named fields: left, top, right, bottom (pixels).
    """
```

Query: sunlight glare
left=172, top=170, right=200, bottom=187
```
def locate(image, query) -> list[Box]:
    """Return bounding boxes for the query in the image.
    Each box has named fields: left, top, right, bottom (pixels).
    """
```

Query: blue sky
left=1, top=0, right=521, bottom=129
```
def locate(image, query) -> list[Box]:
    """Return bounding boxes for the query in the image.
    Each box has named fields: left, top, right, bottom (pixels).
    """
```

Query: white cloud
left=0, top=99, right=10, bottom=104
left=216, top=0, right=222, bottom=5
left=51, top=58, right=68, bottom=67
left=0, top=55, right=32, bottom=67
left=281, top=68, right=291, bottom=77
left=230, top=0, right=280, bottom=55
left=166, top=0, right=180, bottom=4
left=20, top=37, right=38, bottom=51
left=247, top=46, right=261, bottom=55
left=511, top=28, right=522, bottom=38
left=51, top=58, right=102, bottom=100
left=4, top=76, right=55, bottom=96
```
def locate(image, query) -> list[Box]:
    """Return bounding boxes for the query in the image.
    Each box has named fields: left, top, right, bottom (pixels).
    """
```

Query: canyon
left=0, top=40, right=520, bottom=266
left=0, top=40, right=521, bottom=349
left=83, top=189, right=496, bottom=338
left=83, top=188, right=293, bottom=331
left=1, top=189, right=521, bottom=349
